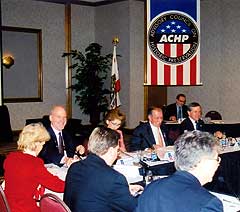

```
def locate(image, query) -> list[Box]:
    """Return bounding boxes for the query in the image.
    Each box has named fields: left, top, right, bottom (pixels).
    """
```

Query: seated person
left=180, top=102, right=205, bottom=133
left=38, top=105, right=84, bottom=166
left=130, top=107, right=172, bottom=152
left=104, top=108, right=126, bottom=152
left=4, top=123, right=65, bottom=212
left=64, top=127, right=143, bottom=212
left=135, top=130, right=223, bottom=212
left=164, top=93, right=188, bottom=121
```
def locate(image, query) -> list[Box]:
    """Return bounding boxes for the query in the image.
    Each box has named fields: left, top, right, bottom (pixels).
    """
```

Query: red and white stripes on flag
left=110, top=45, right=121, bottom=109
left=147, top=44, right=200, bottom=85
left=146, top=0, right=201, bottom=86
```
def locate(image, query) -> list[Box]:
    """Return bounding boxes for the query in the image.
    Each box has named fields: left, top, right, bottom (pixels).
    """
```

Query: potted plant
left=62, top=43, right=112, bottom=126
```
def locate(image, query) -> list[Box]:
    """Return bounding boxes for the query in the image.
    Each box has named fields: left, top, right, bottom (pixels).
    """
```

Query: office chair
left=40, top=193, right=71, bottom=212
left=0, top=105, right=13, bottom=142
left=0, top=185, right=11, bottom=212
left=205, top=110, right=222, bottom=120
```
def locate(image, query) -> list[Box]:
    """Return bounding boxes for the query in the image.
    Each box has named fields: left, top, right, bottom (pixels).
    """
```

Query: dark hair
left=147, top=106, right=162, bottom=116
left=104, top=108, right=126, bottom=126
left=187, top=102, right=201, bottom=111
left=176, top=93, right=186, bottom=100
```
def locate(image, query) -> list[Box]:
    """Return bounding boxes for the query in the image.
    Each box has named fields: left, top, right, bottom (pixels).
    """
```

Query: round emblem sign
left=148, top=11, right=199, bottom=65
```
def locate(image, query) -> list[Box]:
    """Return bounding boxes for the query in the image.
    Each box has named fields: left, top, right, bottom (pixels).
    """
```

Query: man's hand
left=129, top=184, right=144, bottom=196
left=169, top=116, right=177, bottom=121
left=76, top=145, right=85, bottom=155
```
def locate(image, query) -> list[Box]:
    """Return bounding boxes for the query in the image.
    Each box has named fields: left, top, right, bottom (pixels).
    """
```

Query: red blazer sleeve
left=35, top=157, right=65, bottom=193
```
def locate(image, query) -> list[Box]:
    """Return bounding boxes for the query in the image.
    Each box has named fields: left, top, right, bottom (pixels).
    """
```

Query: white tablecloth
left=44, top=164, right=68, bottom=199
left=211, top=192, right=240, bottom=212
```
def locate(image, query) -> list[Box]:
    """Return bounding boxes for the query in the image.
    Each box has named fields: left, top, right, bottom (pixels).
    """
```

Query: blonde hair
left=17, top=123, right=50, bottom=151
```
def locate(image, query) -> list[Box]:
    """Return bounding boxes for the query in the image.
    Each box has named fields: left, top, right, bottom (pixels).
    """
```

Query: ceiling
left=36, top=0, right=128, bottom=6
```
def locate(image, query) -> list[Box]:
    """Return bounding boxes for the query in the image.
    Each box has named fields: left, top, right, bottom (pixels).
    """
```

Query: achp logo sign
left=148, top=11, right=199, bottom=65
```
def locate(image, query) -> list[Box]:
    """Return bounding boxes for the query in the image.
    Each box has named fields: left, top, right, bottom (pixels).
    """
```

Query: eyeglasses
left=208, top=156, right=221, bottom=164
left=178, top=99, right=186, bottom=103
left=110, top=121, right=121, bottom=127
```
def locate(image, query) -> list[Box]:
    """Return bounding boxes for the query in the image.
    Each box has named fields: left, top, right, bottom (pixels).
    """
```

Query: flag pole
left=110, top=36, right=121, bottom=109
left=112, top=36, right=119, bottom=46
left=112, top=37, right=119, bottom=109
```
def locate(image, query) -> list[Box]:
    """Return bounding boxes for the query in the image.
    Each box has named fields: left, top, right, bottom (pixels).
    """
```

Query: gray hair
left=174, top=130, right=218, bottom=171
left=88, top=127, right=120, bottom=156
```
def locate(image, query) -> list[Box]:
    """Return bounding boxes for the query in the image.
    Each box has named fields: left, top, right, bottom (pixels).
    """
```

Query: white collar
left=51, top=125, right=62, bottom=136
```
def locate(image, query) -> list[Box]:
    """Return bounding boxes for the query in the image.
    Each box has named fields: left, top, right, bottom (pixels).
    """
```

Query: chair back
left=205, top=110, right=222, bottom=120
left=40, top=193, right=71, bottom=212
left=0, top=105, right=13, bottom=142
left=0, top=185, right=11, bottom=212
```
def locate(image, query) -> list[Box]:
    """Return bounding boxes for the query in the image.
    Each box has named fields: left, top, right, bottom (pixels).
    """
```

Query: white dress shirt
left=189, top=117, right=198, bottom=130
left=51, top=126, right=67, bottom=163
left=149, top=122, right=166, bottom=146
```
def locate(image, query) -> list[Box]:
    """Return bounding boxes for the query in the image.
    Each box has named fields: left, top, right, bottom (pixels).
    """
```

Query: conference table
left=165, top=120, right=240, bottom=141
left=138, top=145, right=240, bottom=197
left=45, top=145, right=240, bottom=211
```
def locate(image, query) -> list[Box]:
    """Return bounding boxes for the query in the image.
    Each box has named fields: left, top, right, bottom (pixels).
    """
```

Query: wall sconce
left=2, top=56, right=14, bottom=69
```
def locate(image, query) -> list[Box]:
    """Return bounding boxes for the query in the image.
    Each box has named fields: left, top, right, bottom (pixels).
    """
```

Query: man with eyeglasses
left=164, top=93, right=188, bottom=121
left=135, top=130, right=223, bottom=212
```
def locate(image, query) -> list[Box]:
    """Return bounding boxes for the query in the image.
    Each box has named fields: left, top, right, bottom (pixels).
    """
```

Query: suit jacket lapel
left=48, top=126, right=58, bottom=145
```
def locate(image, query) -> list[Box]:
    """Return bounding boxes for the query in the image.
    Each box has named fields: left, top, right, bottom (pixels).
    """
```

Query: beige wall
left=168, top=0, right=240, bottom=122
left=2, top=0, right=66, bottom=130
left=3, top=0, right=240, bottom=130
left=71, top=4, right=95, bottom=124
left=93, top=0, right=145, bottom=127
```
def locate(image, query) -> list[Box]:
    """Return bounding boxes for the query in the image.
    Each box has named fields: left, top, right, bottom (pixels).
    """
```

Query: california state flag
left=110, top=45, right=121, bottom=109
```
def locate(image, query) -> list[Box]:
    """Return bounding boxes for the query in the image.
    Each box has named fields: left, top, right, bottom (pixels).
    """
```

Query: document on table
left=211, top=192, right=240, bottom=212
left=113, top=164, right=143, bottom=184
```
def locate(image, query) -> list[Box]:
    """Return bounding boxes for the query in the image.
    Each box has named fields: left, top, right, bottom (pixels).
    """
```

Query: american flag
left=146, top=0, right=200, bottom=86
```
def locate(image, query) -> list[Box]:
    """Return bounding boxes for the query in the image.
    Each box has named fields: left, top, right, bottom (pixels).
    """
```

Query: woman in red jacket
left=4, top=123, right=65, bottom=212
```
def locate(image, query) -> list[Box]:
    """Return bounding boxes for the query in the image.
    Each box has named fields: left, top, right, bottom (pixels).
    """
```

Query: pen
left=223, top=199, right=240, bottom=205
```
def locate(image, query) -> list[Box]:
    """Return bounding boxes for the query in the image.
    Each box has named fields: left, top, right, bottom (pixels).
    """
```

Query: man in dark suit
left=164, top=93, right=188, bottom=121
left=64, top=127, right=143, bottom=212
left=180, top=102, right=205, bottom=133
left=39, top=105, right=84, bottom=166
left=135, top=131, right=223, bottom=212
left=130, top=107, right=172, bottom=152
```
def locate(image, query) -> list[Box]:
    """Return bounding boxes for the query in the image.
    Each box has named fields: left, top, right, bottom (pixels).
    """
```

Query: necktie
left=157, top=129, right=164, bottom=147
left=195, top=121, right=199, bottom=130
left=177, top=106, right=183, bottom=120
left=180, top=107, right=183, bottom=119
left=58, top=132, right=64, bottom=154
